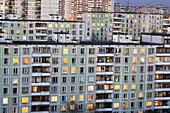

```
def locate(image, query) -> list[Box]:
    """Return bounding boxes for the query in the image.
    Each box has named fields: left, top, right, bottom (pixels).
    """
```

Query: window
left=62, top=96, right=66, bottom=102
left=61, top=105, right=66, bottom=111
left=22, top=87, right=28, bottom=94
left=4, top=68, right=9, bottom=75
left=72, top=48, right=76, bottom=54
left=140, top=66, right=144, bottom=72
left=147, top=75, right=153, bottom=81
left=140, top=57, right=145, bottom=63
left=79, top=86, right=84, bottom=92
left=80, top=67, right=84, bottom=73
left=88, top=85, right=94, bottom=91
left=89, top=57, right=95, bottom=64
left=13, top=78, right=18, bottom=84
left=113, top=103, right=119, bottom=109
left=52, top=67, right=58, bottom=73
left=115, top=57, right=121, bottom=63
left=21, top=107, right=28, bottom=113
left=22, top=97, right=29, bottom=103
left=80, top=48, right=85, bottom=54
left=116, top=48, right=121, bottom=53
left=62, top=67, right=68, bottom=73
left=3, top=88, right=8, bottom=94
left=140, top=48, right=145, bottom=54
left=132, top=57, right=137, bottom=63
left=131, top=102, right=135, bottom=108
left=12, top=98, right=17, bottom=104
left=52, top=77, right=58, bottom=84
left=123, top=102, right=128, bottom=108
left=87, top=104, right=93, bottom=110
left=71, top=77, right=75, bottom=83
left=62, top=86, right=67, bottom=93
left=124, top=84, right=128, bottom=90
left=88, top=77, right=94, bottom=83
left=139, top=84, right=143, bottom=90
left=63, top=58, right=67, bottom=64
left=14, top=48, right=18, bottom=55
left=133, top=48, right=137, bottom=54
left=114, top=94, right=119, bottom=99
left=147, top=84, right=152, bottom=90
left=148, top=48, right=154, bottom=54
left=51, top=106, right=57, bottom=112
left=139, top=93, right=143, bottom=98
left=71, top=67, right=76, bottom=73
left=146, top=101, right=152, bottom=107
left=3, top=98, right=8, bottom=104
left=13, top=68, right=18, bottom=75
left=4, top=58, right=8, bottom=65
left=147, top=93, right=152, bottom=98
left=132, top=66, right=136, bottom=72
left=70, top=95, right=75, bottom=101
left=125, top=48, right=129, bottom=54
left=4, top=48, right=9, bottom=55
left=88, top=95, right=93, bottom=100
left=70, top=105, right=75, bottom=110
left=148, top=57, right=154, bottom=63
left=80, top=58, right=84, bottom=64
left=124, top=75, right=128, bottom=81
left=88, top=67, right=94, bottom=73
left=51, top=96, right=57, bottom=102
left=23, top=48, right=29, bottom=55
left=79, top=95, right=83, bottom=101
left=148, top=66, right=153, bottom=72
left=53, top=48, right=59, bottom=54
left=23, top=58, right=29, bottom=64
left=132, top=84, right=136, bottom=90
left=52, top=58, right=58, bottom=64
left=123, top=93, right=128, bottom=99
left=114, top=85, right=120, bottom=90
left=63, top=48, right=68, bottom=54
left=125, top=57, right=129, bottom=63
left=51, top=86, right=57, bottom=93
left=79, top=76, right=84, bottom=83
left=132, top=75, right=136, bottom=81
left=22, top=68, right=29, bottom=74
left=3, top=78, right=9, bottom=84
left=124, top=66, right=129, bottom=72
left=89, top=48, right=95, bottom=54
left=72, top=58, right=76, bottom=64
left=13, top=88, right=17, bottom=94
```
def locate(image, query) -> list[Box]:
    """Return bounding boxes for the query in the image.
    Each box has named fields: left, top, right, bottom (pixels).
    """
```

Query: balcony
left=156, top=53, right=170, bottom=56
left=32, top=72, right=51, bottom=77
left=96, top=108, right=112, bottom=112
left=155, top=88, right=170, bottom=92
left=35, top=33, right=47, bottom=36
left=97, top=71, right=114, bottom=75
left=31, top=105, right=49, bottom=113
left=96, top=90, right=112, bottom=94
left=32, top=82, right=50, bottom=86
left=98, top=48, right=114, bottom=56
left=155, top=70, right=170, bottom=74
left=155, top=80, right=170, bottom=83
left=32, top=53, right=51, bottom=57
left=31, top=102, right=50, bottom=105
left=154, top=106, right=170, bottom=109
left=96, top=99, right=112, bottom=103
left=32, top=63, right=51, bottom=67
left=31, top=91, right=50, bottom=96
left=155, top=97, right=170, bottom=101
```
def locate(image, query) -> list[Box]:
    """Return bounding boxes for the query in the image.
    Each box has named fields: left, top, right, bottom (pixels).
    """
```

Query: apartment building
left=81, top=12, right=163, bottom=41
left=64, top=0, right=114, bottom=21
left=0, top=34, right=170, bottom=113
left=0, top=20, right=85, bottom=41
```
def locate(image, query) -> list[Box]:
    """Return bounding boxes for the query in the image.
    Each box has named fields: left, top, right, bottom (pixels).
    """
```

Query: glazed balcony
left=96, top=103, right=112, bottom=111
left=97, top=57, right=114, bottom=65
left=98, top=48, right=114, bottom=56
left=31, top=105, right=49, bottom=113
left=31, top=96, right=49, bottom=105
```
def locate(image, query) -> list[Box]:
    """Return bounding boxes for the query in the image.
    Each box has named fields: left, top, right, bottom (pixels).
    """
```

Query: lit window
left=132, top=57, right=137, bottom=63
left=146, top=101, right=152, bottom=107
left=140, top=57, right=145, bottom=63
left=123, top=102, right=127, bottom=108
left=87, top=37, right=90, bottom=40
left=13, top=58, right=18, bottom=64
left=132, top=66, right=136, bottom=72
left=61, top=24, right=64, bottom=28
left=61, top=105, right=66, bottom=111
left=63, top=48, right=68, bottom=54
left=55, top=24, right=58, bottom=28
left=70, top=95, right=75, bottom=101
left=124, top=84, right=128, bottom=90
left=114, top=85, right=120, bottom=90
left=88, top=85, right=94, bottom=91
left=62, top=67, right=67, bottom=73
left=48, top=24, right=53, bottom=28
left=88, top=95, right=93, bottom=100
left=133, top=48, right=137, bottom=54
left=23, top=23, right=26, bottom=28
left=32, top=86, right=38, bottom=92
left=63, top=58, right=67, bottom=64
left=113, top=103, right=119, bottom=108
left=23, top=58, right=29, bottom=64
left=71, top=67, right=76, bottom=73
left=87, top=104, right=93, bottom=109
left=109, top=37, right=112, bottom=40
left=22, top=107, right=28, bottom=113
left=154, top=101, right=162, bottom=106
left=66, top=24, right=69, bottom=28
left=13, top=78, right=18, bottom=84
left=130, top=28, right=132, bottom=31
left=17, top=30, right=20, bottom=34
left=141, top=48, right=145, bottom=54
left=23, top=36, right=26, bottom=40
left=3, top=98, right=8, bottom=104
left=51, top=96, right=57, bottom=102
left=139, top=111, right=143, bottom=113
left=70, top=105, right=74, bottom=110
left=139, top=93, right=143, bottom=98
left=148, top=57, right=154, bottom=63
left=79, top=95, right=83, bottom=101
left=132, top=84, right=136, bottom=90
left=22, top=97, right=29, bottom=103
left=92, top=14, right=95, bottom=17
left=3, top=29, right=8, bottom=33
left=125, top=48, right=129, bottom=54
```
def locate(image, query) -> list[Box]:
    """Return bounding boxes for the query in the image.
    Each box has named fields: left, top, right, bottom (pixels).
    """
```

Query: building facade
left=0, top=39, right=170, bottom=113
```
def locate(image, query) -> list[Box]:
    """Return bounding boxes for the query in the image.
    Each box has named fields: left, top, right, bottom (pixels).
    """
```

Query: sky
left=116, top=0, right=170, bottom=7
